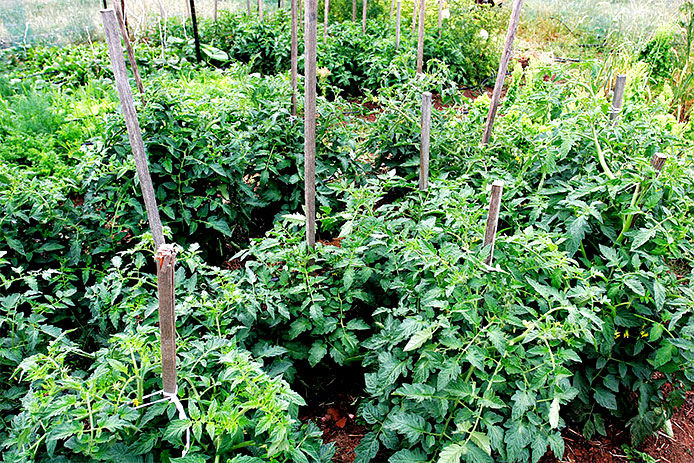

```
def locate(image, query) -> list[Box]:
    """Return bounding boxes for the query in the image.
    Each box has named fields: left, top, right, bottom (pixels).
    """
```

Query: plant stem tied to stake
left=419, top=91, right=432, bottom=190
left=305, top=0, right=318, bottom=248
left=610, top=74, right=627, bottom=122
left=482, top=0, right=524, bottom=145
left=484, top=180, right=504, bottom=265
left=100, top=9, right=165, bottom=250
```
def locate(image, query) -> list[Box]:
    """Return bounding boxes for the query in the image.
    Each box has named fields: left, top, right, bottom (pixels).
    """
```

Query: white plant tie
left=131, top=389, right=191, bottom=457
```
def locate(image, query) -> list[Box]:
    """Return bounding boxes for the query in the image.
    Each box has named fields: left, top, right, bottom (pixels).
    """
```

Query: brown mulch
left=300, top=392, right=368, bottom=463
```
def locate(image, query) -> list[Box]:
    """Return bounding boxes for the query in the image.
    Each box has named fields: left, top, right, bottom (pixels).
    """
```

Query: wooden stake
left=419, top=91, right=432, bottom=191
left=395, top=0, right=402, bottom=49
left=258, top=0, right=264, bottom=20
left=481, top=0, right=524, bottom=145
left=323, top=0, right=329, bottom=39
left=156, top=244, right=177, bottom=394
left=291, top=0, right=299, bottom=117
left=247, top=0, right=251, bottom=14
left=411, top=0, right=417, bottom=34
left=100, top=9, right=165, bottom=250
left=189, top=0, right=202, bottom=62
left=362, top=0, right=367, bottom=34
left=390, top=0, right=395, bottom=19
left=214, top=0, right=218, bottom=21
left=610, top=74, right=627, bottom=121
left=651, top=153, right=667, bottom=176
left=305, top=0, right=317, bottom=248
left=121, top=0, right=130, bottom=36
left=114, top=1, right=145, bottom=100
left=416, top=0, right=425, bottom=74
left=437, top=0, right=442, bottom=38
left=352, top=0, right=357, bottom=21
left=483, top=180, right=504, bottom=265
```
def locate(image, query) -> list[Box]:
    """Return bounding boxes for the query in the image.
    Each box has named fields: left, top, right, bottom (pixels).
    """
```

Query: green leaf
left=207, top=218, right=233, bottom=237
left=631, top=227, right=655, bottom=250
left=437, top=443, right=467, bottom=463
left=389, top=449, right=427, bottom=463
left=593, top=388, right=617, bottom=410
left=469, top=431, right=491, bottom=456
left=308, top=341, right=327, bottom=367
left=354, top=432, right=380, bottom=463
left=395, top=383, right=436, bottom=401
left=404, top=327, right=434, bottom=352
left=653, top=280, right=666, bottom=311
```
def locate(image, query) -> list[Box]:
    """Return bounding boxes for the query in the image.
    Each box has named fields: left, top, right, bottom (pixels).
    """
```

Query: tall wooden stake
left=416, top=0, right=425, bottom=74
left=483, top=180, right=504, bottom=265
left=419, top=91, right=432, bottom=191
left=189, top=0, right=202, bottom=62
left=305, top=0, right=317, bottom=248
left=481, top=0, right=524, bottom=145
left=352, top=0, right=357, bottom=21
left=323, top=0, right=330, bottom=39
left=411, top=0, right=417, bottom=33
left=156, top=244, right=177, bottom=394
left=437, top=0, right=442, bottom=38
left=362, top=0, right=367, bottom=34
left=100, top=9, right=164, bottom=250
left=291, top=0, right=299, bottom=117
left=114, top=1, right=145, bottom=100
left=247, top=0, right=251, bottom=14
left=258, top=0, right=264, bottom=20
left=214, top=0, right=218, bottom=21
left=390, top=0, right=396, bottom=19
left=610, top=74, right=627, bottom=121
left=395, top=0, right=402, bottom=49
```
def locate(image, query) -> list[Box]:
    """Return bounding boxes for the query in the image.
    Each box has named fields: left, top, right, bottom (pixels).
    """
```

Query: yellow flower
left=133, top=398, right=142, bottom=407
left=641, top=330, right=648, bottom=338
left=615, top=331, right=621, bottom=339
left=623, top=330, right=630, bottom=339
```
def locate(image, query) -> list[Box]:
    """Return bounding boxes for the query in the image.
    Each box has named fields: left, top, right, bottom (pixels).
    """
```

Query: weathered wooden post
left=247, top=0, right=251, bottom=14
left=416, top=0, right=425, bottom=74
left=352, top=0, right=357, bottom=21
left=114, top=1, right=145, bottom=99
left=483, top=180, right=504, bottom=265
left=651, top=153, right=667, bottom=176
left=390, top=0, right=396, bottom=19
left=291, top=0, right=299, bottom=117
left=395, top=0, right=402, bottom=49
left=305, top=0, right=318, bottom=248
left=156, top=244, right=177, bottom=394
left=100, top=9, right=164, bottom=250
left=188, top=0, right=202, bottom=62
left=437, top=0, right=442, bottom=38
left=323, top=0, right=330, bottom=39
left=419, top=91, right=432, bottom=191
left=362, top=0, right=367, bottom=34
left=121, top=0, right=129, bottom=35
left=481, top=0, right=524, bottom=145
left=214, top=0, right=218, bottom=21
left=610, top=74, right=627, bottom=121
left=411, top=0, right=417, bottom=33
left=258, top=0, right=264, bottom=20
left=102, top=9, right=175, bottom=393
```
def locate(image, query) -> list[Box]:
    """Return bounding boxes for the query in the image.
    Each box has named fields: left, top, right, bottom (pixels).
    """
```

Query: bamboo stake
left=114, top=1, right=145, bottom=100
left=419, top=91, right=432, bottom=191
left=483, top=180, right=504, bottom=265
left=291, top=0, right=299, bottom=117
left=352, top=0, right=357, bottom=21
left=610, top=74, right=627, bottom=121
left=100, top=9, right=165, bottom=250
left=395, top=0, right=402, bottom=49
left=189, top=0, right=202, bottom=62
left=411, top=0, right=417, bottom=33
left=481, top=0, right=524, bottom=145
left=258, top=0, right=264, bottom=20
left=156, top=244, right=177, bottom=394
left=362, top=0, right=367, bottom=34
left=323, top=0, right=329, bottom=39
left=416, top=0, right=425, bottom=74
left=305, top=0, right=317, bottom=248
